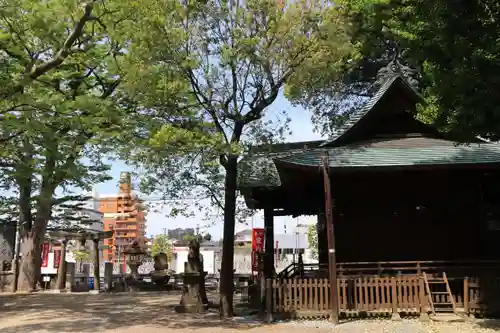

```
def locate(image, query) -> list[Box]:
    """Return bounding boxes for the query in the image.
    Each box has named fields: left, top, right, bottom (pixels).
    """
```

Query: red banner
left=53, top=250, right=61, bottom=268
left=252, top=228, right=264, bottom=252
left=41, top=243, right=50, bottom=268
left=251, top=228, right=265, bottom=272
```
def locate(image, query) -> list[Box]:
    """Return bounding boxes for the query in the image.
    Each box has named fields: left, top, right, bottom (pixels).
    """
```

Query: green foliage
left=0, top=0, right=139, bottom=290
left=183, top=234, right=199, bottom=244
left=72, top=249, right=90, bottom=262
left=122, top=0, right=353, bottom=221
left=290, top=0, right=500, bottom=140
left=151, top=234, right=172, bottom=261
left=307, top=224, right=318, bottom=260
left=384, top=0, right=500, bottom=140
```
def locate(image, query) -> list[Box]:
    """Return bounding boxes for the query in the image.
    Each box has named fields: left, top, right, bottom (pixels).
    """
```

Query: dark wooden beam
left=264, top=208, right=274, bottom=279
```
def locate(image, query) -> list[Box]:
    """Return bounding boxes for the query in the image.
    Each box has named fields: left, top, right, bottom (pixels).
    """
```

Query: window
left=278, top=248, right=305, bottom=255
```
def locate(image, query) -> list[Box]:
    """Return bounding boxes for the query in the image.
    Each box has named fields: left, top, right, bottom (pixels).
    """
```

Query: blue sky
left=95, top=94, right=323, bottom=240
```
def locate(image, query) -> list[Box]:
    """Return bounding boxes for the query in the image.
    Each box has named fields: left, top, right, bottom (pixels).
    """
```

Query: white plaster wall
left=173, top=248, right=217, bottom=274
left=41, top=252, right=58, bottom=275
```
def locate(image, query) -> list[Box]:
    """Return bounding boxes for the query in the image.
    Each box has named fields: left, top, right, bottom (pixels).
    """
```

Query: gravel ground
left=1, top=292, right=500, bottom=333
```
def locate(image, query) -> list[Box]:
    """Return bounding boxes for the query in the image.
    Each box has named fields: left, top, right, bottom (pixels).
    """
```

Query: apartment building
left=99, top=172, right=146, bottom=263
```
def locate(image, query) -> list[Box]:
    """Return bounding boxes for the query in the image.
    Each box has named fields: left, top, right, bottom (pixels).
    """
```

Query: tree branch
left=1, top=2, right=96, bottom=98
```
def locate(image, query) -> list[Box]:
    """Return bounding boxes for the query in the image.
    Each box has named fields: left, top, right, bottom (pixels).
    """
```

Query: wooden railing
left=337, top=260, right=500, bottom=276
left=277, top=260, right=500, bottom=279
left=267, top=275, right=500, bottom=318
left=268, top=276, right=425, bottom=318
left=467, top=276, right=500, bottom=313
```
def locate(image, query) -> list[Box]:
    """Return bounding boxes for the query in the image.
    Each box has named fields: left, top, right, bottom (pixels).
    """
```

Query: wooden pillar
left=56, top=238, right=68, bottom=290
left=391, top=277, right=401, bottom=320
left=464, top=277, right=469, bottom=316
left=93, top=238, right=100, bottom=291
left=317, top=210, right=328, bottom=266
left=321, top=153, right=339, bottom=324
left=264, top=208, right=274, bottom=279
left=265, top=278, right=272, bottom=322
left=419, top=276, right=429, bottom=321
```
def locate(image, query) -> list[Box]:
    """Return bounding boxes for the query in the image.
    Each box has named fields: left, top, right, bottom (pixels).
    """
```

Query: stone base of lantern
left=124, top=275, right=142, bottom=292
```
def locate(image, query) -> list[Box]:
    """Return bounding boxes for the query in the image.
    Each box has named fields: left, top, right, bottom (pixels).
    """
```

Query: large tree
left=124, top=0, right=352, bottom=316
left=0, top=0, right=136, bottom=291
left=289, top=0, right=500, bottom=140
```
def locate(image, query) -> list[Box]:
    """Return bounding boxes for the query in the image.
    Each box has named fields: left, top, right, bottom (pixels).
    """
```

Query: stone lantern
left=123, top=240, right=146, bottom=277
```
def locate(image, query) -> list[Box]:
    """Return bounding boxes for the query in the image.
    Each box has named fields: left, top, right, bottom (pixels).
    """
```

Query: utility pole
left=321, top=151, right=339, bottom=324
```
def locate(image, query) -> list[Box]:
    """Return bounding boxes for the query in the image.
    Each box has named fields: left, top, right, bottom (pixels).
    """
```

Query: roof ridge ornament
left=373, top=43, right=420, bottom=93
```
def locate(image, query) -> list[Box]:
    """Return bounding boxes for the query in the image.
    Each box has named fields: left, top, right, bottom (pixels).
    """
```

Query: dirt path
left=1, top=292, right=499, bottom=333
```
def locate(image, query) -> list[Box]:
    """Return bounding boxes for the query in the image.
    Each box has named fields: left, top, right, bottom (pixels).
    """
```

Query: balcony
left=116, top=234, right=137, bottom=239
left=114, top=225, right=137, bottom=231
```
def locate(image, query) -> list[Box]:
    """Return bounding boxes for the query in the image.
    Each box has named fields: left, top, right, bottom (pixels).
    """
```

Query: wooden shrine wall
left=323, top=168, right=500, bottom=263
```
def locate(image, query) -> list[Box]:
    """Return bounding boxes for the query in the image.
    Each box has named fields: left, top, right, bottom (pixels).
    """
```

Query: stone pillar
left=82, top=263, right=90, bottom=291
left=104, top=262, right=113, bottom=291
left=92, top=238, right=100, bottom=292
left=263, top=208, right=274, bottom=279
left=56, top=238, right=68, bottom=291
left=317, top=210, right=328, bottom=267
left=65, top=262, right=75, bottom=292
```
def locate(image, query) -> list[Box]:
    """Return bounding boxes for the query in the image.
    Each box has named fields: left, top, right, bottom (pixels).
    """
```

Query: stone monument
left=150, top=252, right=170, bottom=286
left=123, top=240, right=146, bottom=291
left=175, top=239, right=208, bottom=313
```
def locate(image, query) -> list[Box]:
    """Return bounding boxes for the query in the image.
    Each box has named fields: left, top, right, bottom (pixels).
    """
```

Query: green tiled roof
left=320, top=76, right=423, bottom=147
left=238, top=143, right=500, bottom=189
left=238, top=141, right=324, bottom=188
left=277, top=143, right=500, bottom=168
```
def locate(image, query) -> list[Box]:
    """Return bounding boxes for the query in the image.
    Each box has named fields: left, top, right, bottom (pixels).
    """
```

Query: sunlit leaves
left=0, top=0, right=136, bottom=229
left=123, top=0, right=353, bottom=223
left=297, top=0, right=500, bottom=139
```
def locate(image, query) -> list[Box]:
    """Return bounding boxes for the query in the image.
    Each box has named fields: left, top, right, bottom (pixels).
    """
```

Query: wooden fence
left=266, top=275, right=500, bottom=318
left=467, top=277, right=500, bottom=314
left=268, top=276, right=424, bottom=318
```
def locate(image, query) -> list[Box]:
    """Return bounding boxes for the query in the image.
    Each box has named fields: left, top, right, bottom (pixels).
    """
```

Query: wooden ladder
left=423, top=272, right=456, bottom=315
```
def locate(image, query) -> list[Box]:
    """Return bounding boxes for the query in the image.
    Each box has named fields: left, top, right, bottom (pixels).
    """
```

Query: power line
left=96, top=196, right=205, bottom=202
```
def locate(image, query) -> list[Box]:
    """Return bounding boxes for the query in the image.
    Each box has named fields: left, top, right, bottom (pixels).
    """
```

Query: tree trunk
left=219, top=156, right=238, bottom=318
left=17, top=213, right=50, bottom=292
left=17, top=231, right=42, bottom=292
left=56, top=239, right=68, bottom=290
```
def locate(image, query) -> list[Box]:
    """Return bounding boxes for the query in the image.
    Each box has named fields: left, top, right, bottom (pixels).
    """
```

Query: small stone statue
left=175, top=238, right=208, bottom=313
left=151, top=252, right=170, bottom=286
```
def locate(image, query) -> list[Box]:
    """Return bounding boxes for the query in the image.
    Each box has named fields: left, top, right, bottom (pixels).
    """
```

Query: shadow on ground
left=0, top=292, right=263, bottom=332
left=476, top=318, right=500, bottom=330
